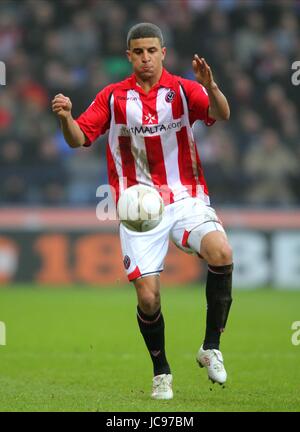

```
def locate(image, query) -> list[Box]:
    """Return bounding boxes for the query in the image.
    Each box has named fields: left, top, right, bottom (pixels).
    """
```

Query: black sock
left=137, top=306, right=171, bottom=376
left=203, top=264, right=233, bottom=351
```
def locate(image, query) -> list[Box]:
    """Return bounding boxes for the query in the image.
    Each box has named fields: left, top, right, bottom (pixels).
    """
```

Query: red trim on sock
left=208, top=264, right=233, bottom=275
left=208, top=266, right=226, bottom=275
left=137, top=311, right=162, bottom=325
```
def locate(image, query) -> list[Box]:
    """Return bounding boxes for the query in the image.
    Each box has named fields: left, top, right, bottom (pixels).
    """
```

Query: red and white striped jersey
left=76, top=68, right=215, bottom=206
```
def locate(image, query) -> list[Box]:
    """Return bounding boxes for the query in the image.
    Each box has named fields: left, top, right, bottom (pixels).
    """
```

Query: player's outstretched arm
left=51, top=93, right=86, bottom=148
left=192, top=55, right=230, bottom=121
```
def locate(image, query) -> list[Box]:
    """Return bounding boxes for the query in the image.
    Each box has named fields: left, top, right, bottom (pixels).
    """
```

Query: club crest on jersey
left=123, top=255, right=131, bottom=270
left=165, top=90, right=176, bottom=103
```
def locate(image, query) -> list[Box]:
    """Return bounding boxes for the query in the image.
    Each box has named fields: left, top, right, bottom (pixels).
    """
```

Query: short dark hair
left=127, top=23, right=164, bottom=49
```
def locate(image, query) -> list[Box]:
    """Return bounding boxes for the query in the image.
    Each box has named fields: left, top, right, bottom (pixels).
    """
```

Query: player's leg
left=134, top=274, right=171, bottom=377
left=198, top=230, right=233, bottom=351
left=133, top=274, right=173, bottom=399
left=188, top=228, right=233, bottom=384
left=170, top=199, right=233, bottom=384
left=119, top=219, right=173, bottom=399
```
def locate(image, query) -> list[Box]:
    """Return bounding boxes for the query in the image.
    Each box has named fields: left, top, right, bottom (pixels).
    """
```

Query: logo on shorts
left=123, top=255, right=131, bottom=270
left=165, top=90, right=176, bottom=103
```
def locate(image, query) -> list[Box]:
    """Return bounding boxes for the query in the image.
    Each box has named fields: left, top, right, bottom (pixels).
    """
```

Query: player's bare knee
left=134, top=278, right=161, bottom=315
left=207, top=243, right=233, bottom=266
left=138, top=290, right=160, bottom=315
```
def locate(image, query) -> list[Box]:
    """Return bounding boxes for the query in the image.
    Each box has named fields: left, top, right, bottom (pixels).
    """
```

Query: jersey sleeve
left=179, top=78, right=216, bottom=127
left=75, top=84, right=114, bottom=146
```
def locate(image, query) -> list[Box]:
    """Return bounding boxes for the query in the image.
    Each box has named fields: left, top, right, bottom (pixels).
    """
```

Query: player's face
left=126, top=38, right=166, bottom=81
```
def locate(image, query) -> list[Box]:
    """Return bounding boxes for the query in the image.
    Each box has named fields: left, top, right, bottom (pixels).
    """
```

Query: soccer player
left=52, top=23, right=233, bottom=400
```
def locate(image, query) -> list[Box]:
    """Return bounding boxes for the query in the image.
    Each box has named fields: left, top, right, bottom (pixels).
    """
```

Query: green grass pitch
left=0, top=285, right=299, bottom=412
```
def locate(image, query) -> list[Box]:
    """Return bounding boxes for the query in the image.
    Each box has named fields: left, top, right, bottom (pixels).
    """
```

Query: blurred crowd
left=0, top=0, right=300, bottom=207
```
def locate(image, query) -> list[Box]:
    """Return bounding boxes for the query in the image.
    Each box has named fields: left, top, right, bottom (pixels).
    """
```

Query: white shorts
left=119, top=197, right=225, bottom=281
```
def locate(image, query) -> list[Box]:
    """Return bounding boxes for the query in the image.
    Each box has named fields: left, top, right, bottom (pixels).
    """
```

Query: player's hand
left=51, top=93, right=72, bottom=119
left=192, top=55, right=216, bottom=89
